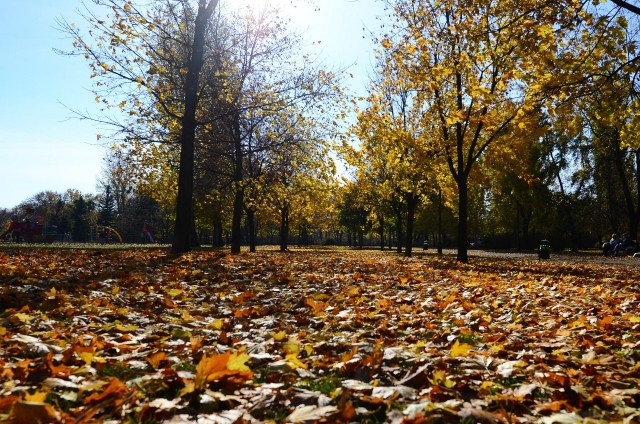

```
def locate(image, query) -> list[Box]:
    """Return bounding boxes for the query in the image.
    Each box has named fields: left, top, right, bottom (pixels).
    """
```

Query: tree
left=352, top=56, right=438, bottom=256
left=610, top=0, right=640, bottom=16
left=552, top=8, right=640, bottom=241
left=60, top=0, right=219, bottom=253
left=97, top=185, right=116, bottom=227
left=262, top=112, right=337, bottom=251
left=98, top=148, right=134, bottom=215
left=337, top=182, right=371, bottom=248
left=71, top=195, right=95, bottom=242
left=173, top=0, right=220, bottom=253
left=204, top=6, right=342, bottom=253
left=379, top=0, right=584, bottom=261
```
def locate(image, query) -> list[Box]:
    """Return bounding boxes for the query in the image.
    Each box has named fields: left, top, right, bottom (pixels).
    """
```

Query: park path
left=416, top=248, right=640, bottom=268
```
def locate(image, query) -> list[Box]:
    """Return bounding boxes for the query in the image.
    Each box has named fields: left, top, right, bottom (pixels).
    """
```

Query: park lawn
left=0, top=248, right=639, bottom=423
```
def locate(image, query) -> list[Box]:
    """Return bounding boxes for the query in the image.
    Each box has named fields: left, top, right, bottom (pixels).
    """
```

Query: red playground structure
left=0, top=207, right=51, bottom=243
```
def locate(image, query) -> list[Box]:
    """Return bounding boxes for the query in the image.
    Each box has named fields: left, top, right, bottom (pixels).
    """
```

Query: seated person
left=613, top=234, right=635, bottom=256
left=603, top=233, right=621, bottom=256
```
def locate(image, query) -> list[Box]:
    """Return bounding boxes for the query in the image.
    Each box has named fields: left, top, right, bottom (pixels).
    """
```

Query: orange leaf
left=233, top=308, right=252, bottom=318
left=45, top=353, right=73, bottom=378
left=341, top=346, right=358, bottom=362
left=193, top=351, right=253, bottom=390
left=597, top=316, right=614, bottom=330
left=83, top=377, right=129, bottom=405
left=147, top=352, right=170, bottom=369
left=340, top=401, right=357, bottom=421
left=305, top=297, right=324, bottom=312
left=195, top=352, right=230, bottom=390
left=536, top=400, right=568, bottom=413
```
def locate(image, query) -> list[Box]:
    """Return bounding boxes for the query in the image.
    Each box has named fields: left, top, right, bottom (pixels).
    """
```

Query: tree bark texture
left=172, top=0, right=219, bottom=254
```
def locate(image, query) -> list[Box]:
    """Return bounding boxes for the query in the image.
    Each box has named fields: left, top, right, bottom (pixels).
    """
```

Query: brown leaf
left=10, top=401, right=59, bottom=424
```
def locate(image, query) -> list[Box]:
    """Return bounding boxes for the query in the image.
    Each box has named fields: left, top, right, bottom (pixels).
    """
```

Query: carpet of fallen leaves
left=1, top=248, right=640, bottom=424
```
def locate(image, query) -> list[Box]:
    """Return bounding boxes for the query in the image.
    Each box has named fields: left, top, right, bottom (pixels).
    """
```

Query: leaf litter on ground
left=1, top=248, right=640, bottom=423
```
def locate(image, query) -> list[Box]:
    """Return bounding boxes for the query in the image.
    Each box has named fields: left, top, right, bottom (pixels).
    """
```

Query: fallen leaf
left=450, top=339, right=473, bottom=357
left=286, top=405, right=338, bottom=422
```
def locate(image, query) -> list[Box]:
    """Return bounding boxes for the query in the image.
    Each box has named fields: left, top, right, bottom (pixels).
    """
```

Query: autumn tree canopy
left=42, top=0, right=640, bottom=254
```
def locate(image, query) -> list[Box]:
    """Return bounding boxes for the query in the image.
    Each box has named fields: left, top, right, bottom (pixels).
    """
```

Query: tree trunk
left=395, top=207, right=403, bottom=254
left=230, top=111, right=243, bottom=254
left=405, top=194, right=418, bottom=257
left=438, top=189, right=443, bottom=254
left=457, top=178, right=469, bottom=263
left=231, top=190, right=243, bottom=253
left=379, top=215, right=385, bottom=250
left=213, top=213, right=224, bottom=247
left=280, top=204, right=289, bottom=251
left=514, top=199, right=520, bottom=250
left=191, top=218, right=200, bottom=247
left=247, top=208, right=256, bottom=252
left=172, top=0, right=219, bottom=254
left=519, top=203, right=532, bottom=249
left=612, top=143, right=639, bottom=241
left=633, top=149, right=640, bottom=241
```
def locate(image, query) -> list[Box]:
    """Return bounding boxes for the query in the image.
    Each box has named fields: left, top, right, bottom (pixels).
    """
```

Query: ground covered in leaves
left=1, top=248, right=640, bottom=423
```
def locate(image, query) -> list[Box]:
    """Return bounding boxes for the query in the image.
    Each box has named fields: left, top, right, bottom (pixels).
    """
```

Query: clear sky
left=0, top=0, right=387, bottom=210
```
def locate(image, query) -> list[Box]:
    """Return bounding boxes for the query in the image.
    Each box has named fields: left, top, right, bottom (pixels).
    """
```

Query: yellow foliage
left=450, top=339, right=473, bottom=357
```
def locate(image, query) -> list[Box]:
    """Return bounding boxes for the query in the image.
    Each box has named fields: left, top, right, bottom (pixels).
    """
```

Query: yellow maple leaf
left=271, top=330, right=287, bottom=341
left=115, top=323, right=138, bottom=332
left=209, top=319, right=224, bottom=330
left=430, top=369, right=456, bottom=389
left=284, top=338, right=301, bottom=355
left=347, top=286, right=360, bottom=297
left=168, top=288, right=183, bottom=297
left=79, top=351, right=106, bottom=365
left=450, top=340, right=473, bottom=358
left=181, top=311, right=195, bottom=322
left=227, top=352, right=251, bottom=372
left=24, top=391, right=48, bottom=403
left=194, top=351, right=253, bottom=390
left=286, top=353, right=308, bottom=370
left=12, top=313, right=32, bottom=324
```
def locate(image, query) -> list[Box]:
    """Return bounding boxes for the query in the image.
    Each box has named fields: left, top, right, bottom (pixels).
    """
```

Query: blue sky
left=0, top=0, right=386, bottom=209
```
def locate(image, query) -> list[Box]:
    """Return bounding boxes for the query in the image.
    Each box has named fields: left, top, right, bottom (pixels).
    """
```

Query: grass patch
left=98, top=362, right=149, bottom=380
left=295, top=376, right=343, bottom=394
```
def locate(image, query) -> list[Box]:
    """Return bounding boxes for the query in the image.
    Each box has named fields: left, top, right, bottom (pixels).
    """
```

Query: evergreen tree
left=71, top=196, right=93, bottom=242
left=98, top=186, right=116, bottom=227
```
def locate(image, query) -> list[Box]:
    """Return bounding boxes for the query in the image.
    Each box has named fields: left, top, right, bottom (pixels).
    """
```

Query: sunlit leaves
left=192, top=351, right=253, bottom=391
left=449, top=339, right=473, bottom=357
left=2, top=248, right=640, bottom=421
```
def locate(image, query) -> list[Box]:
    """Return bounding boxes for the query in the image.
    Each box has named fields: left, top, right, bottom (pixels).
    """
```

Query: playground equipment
left=143, top=222, right=156, bottom=243
left=0, top=220, right=44, bottom=243
left=96, top=225, right=123, bottom=243
left=0, top=207, right=60, bottom=243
